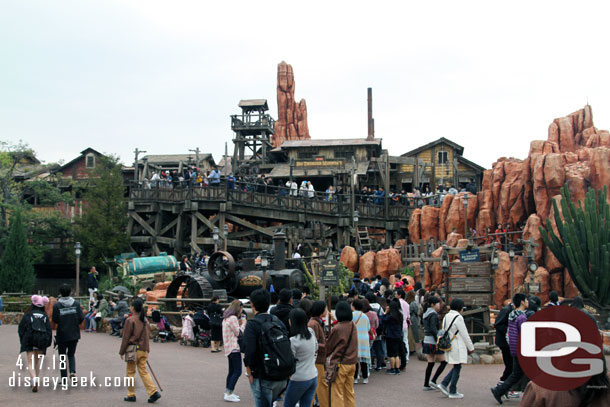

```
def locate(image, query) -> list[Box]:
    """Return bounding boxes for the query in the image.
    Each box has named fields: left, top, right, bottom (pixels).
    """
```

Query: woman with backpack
left=207, top=296, right=224, bottom=353
left=422, top=296, right=448, bottom=390
left=18, top=295, right=52, bottom=392
left=119, top=298, right=161, bottom=403
left=326, top=301, right=358, bottom=407
left=222, top=300, right=246, bottom=402
left=284, top=308, right=318, bottom=407
left=437, top=298, right=474, bottom=399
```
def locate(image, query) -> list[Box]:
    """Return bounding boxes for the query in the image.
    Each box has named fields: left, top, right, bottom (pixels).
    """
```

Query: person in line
left=270, top=288, right=294, bottom=329
left=110, top=292, right=130, bottom=336
left=571, top=296, right=598, bottom=326
left=406, top=290, right=421, bottom=349
left=396, top=289, right=411, bottom=369
left=87, top=266, right=98, bottom=301
left=292, top=289, right=303, bottom=309
left=18, top=295, right=52, bottom=392
left=222, top=300, right=246, bottom=402
left=422, top=296, right=448, bottom=390
left=547, top=291, right=560, bottom=306
left=207, top=296, right=224, bottom=353
left=243, top=289, right=289, bottom=407
left=284, top=308, right=318, bottom=407
left=520, top=355, right=610, bottom=407
left=308, top=300, right=328, bottom=407
left=350, top=299, right=371, bottom=384
left=493, top=300, right=515, bottom=392
left=437, top=298, right=474, bottom=399
left=85, top=291, right=100, bottom=332
left=119, top=298, right=161, bottom=403
left=490, top=293, right=529, bottom=404
left=52, top=284, right=84, bottom=380
left=381, top=300, right=403, bottom=375
left=326, top=301, right=358, bottom=407
left=365, top=292, right=385, bottom=371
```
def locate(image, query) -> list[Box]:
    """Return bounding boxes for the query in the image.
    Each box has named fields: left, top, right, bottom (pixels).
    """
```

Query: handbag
left=436, top=315, right=459, bottom=351
left=326, top=319, right=357, bottom=383
left=125, top=323, right=146, bottom=363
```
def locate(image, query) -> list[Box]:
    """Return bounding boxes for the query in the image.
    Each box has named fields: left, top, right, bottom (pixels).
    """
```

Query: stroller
left=151, top=310, right=177, bottom=343
left=192, top=309, right=212, bottom=348
left=180, top=314, right=197, bottom=346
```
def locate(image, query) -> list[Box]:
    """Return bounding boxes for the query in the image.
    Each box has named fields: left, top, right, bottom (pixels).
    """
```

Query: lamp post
left=508, top=242, right=515, bottom=299
left=261, top=250, right=269, bottom=290
left=213, top=227, right=219, bottom=252
left=353, top=210, right=359, bottom=251
left=463, top=193, right=469, bottom=238
left=224, top=224, right=229, bottom=252
left=74, top=242, right=82, bottom=297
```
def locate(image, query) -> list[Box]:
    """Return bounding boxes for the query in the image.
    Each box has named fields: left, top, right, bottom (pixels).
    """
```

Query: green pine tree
left=0, top=211, right=35, bottom=293
left=75, top=155, right=129, bottom=274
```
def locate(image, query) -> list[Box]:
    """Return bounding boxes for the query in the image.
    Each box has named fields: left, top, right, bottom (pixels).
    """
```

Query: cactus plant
left=539, top=184, right=610, bottom=306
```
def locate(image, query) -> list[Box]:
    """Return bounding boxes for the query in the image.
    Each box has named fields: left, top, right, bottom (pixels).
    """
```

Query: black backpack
left=253, top=315, right=296, bottom=381
left=30, top=313, right=51, bottom=349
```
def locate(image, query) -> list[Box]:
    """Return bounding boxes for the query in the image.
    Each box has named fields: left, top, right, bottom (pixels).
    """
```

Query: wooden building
left=400, top=137, right=485, bottom=191
left=138, top=153, right=216, bottom=179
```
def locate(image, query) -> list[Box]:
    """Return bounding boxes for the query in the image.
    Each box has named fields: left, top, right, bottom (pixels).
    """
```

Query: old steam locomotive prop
left=163, top=232, right=304, bottom=324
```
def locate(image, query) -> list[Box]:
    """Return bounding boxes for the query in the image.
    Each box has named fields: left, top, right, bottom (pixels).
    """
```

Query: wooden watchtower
left=231, top=99, right=275, bottom=176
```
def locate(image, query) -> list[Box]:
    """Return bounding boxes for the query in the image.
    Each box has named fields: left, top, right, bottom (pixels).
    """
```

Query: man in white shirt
left=307, top=181, right=315, bottom=199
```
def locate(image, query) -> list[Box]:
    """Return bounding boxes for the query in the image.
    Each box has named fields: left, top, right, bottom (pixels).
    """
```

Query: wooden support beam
left=194, top=211, right=216, bottom=232
left=153, top=211, right=161, bottom=256
left=175, top=212, right=183, bottom=257
left=190, top=213, right=202, bottom=254
left=158, top=217, right=179, bottom=237
left=130, top=212, right=156, bottom=236
left=225, top=214, right=276, bottom=238
left=194, top=237, right=271, bottom=250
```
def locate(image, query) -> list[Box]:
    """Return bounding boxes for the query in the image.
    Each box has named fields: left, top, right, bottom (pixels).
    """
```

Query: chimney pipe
left=367, top=88, right=374, bottom=140
left=273, top=231, right=286, bottom=271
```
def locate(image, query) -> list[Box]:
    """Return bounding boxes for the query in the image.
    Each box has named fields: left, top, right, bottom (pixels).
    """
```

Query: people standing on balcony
left=209, top=166, right=221, bottom=186
left=307, top=181, right=315, bottom=199
left=227, top=173, right=235, bottom=190
left=374, top=187, right=386, bottom=205
left=326, top=185, right=335, bottom=202
left=413, top=187, right=423, bottom=208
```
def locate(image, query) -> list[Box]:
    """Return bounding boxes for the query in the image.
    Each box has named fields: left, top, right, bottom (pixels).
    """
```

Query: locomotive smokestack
left=367, top=87, right=374, bottom=141
left=273, top=231, right=286, bottom=271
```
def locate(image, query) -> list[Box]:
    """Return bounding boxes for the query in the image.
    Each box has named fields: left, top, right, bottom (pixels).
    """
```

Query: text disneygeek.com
left=9, top=372, right=134, bottom=391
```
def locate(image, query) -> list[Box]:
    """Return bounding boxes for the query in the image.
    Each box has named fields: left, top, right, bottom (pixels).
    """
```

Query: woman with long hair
left=381, top=300, right=403, bottom=374
left=119, top=298, right=161, bottom=403
left=351, top=299, right=371, bottom=384
left=326, top=301, right=358, bottom=407
left=207, top=296, right=224, bottom=352
left=85, top=291, right=100, bottom=332
left=284, top=308, right=318, bottom=407
left=308, top=300, right=329, bottom=407
left=18, top=295, right=52, bottom=392
left=222, top=300, right=246, bottom=402
left=422, top=296, right=447, bottom=390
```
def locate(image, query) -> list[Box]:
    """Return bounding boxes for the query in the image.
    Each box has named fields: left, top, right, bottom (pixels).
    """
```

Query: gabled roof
left=401, top=137, right=464, bottom=157
left=457, top=155, right=486, bottom=172
left=238, top=99, right=268, bottom=111
left=54, top=148, right=104, bottom=173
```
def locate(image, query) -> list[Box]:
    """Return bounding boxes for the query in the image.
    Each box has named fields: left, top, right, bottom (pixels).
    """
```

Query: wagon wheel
left=164, top=273, right=213, bottom=326
left=208, top=251, right=236, bottom=283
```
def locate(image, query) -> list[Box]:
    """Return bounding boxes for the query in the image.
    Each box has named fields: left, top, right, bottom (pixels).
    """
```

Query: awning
left=267, top=161, right=369, bottom=178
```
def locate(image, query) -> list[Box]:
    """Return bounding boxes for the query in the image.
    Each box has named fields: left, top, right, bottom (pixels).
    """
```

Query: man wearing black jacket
left=269, top=288, right=293, bottom=329
left=244, top=289, right=287, bottom=407
left=52, top=284, right=84, bottom=379
left=494, top=302, right=514, bottom=384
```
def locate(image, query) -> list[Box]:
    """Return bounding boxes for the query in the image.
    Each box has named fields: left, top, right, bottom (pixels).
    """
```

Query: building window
left=334, top=150, right=354, bottom=159
left=298, top=151, right=316, bottom=159
left=86, top=154, right=96, bottom=168
left=438, top=151, right=448, bottom=164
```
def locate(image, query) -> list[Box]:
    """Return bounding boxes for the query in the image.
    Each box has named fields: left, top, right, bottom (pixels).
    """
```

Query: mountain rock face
left=273, top=61, right=310, bottom=148
left=408, top=105, right=610, bottom=305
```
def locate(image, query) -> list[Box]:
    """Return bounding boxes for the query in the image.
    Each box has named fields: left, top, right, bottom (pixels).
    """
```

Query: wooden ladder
left=357, top=226, right=372, bottom=251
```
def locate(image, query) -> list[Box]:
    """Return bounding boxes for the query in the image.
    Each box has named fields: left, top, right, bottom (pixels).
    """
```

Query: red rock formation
left=438, top=194, right=454, bottom=241
left=522, top=214, right=544, bottom=264
left=494, top=251, right=510, bottom=309
left=408, top=208, right=422, bottom=242
left=429, top=247, right=444, bottom=289
left=359, top=251, right=376, bottom=279
left=420, top=206, right=440, bottom=241
left=375, top=249, right=403, bottom=278
left=590, top=147, right=610, bottom=203
left=446, top=231, right=463, bottom=248
left=273, top=61, right=311, bottom=148
left=340, top=246, right=359, bottom=273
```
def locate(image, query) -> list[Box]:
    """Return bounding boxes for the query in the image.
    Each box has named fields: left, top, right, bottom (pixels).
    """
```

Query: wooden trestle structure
left=127, top=185, right=413, bottom=257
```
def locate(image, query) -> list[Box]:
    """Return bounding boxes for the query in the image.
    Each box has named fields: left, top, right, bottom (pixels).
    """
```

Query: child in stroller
left=191, top=308, right=211, bottom=348
left=151, top=310, right=177, bottom=343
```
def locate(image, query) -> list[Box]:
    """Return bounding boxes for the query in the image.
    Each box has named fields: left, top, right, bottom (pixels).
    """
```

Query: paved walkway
left=1, top=324, right=511, bottom=407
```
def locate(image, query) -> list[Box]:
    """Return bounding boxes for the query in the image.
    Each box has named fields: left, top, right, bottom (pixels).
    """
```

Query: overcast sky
left=2, top=1, right=609, bottom=170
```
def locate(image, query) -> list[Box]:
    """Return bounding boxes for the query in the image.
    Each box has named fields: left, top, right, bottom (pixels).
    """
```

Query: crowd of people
left=15, top=271, right=608, bottom=406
